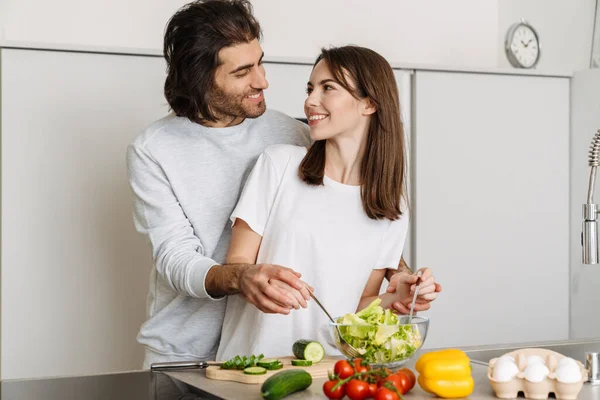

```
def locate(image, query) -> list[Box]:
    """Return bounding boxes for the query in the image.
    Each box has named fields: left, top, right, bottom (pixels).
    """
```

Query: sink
left=461, top=339, right=600, bottom=365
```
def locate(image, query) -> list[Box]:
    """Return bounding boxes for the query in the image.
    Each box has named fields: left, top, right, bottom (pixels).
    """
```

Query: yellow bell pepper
left=415, top=349, right=474, bottom=399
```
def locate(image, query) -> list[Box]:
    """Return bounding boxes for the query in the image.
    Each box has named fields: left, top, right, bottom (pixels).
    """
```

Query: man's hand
left=386, top=267, right=442, bottom=314
left=238, top=264, right=310, bottom=315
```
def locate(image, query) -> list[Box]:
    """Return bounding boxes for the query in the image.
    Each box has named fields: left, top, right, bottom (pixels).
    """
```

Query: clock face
left=508, top=24, right=540, bottom=68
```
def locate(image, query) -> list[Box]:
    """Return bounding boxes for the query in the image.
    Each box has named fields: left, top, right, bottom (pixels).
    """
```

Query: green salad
left=336, top=298, right=422, bottom=363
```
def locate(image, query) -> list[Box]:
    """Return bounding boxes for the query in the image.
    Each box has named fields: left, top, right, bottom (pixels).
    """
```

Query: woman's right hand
left=269, top=279, right=313, bottom=310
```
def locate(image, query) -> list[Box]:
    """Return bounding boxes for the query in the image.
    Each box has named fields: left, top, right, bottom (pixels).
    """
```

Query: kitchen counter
left=2, top=339, right=599, bottom=400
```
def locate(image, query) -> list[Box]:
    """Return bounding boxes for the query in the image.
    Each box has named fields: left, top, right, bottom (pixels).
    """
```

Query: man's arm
left=385, top=256, right=411, bottom=281
left=204, top=262, right=305, bottom=313
left=385, top=256, right=442, bottom=313
left=358, top=268, right=412, bottom=312
left=127, top=142, right=224, bottom=300
left=128, top=143, right=307, bottom=314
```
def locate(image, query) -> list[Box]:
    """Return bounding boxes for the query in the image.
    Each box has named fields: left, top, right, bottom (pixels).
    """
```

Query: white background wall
left=497, top=0, right=596, bottom=72
left=253, top=0, right=498, bottom=68
left=0, top=1, right=596, bottom=71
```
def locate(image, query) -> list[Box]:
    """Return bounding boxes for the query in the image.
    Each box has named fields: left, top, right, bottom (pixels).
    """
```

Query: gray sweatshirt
left=127, top=110, right=310, bottom=367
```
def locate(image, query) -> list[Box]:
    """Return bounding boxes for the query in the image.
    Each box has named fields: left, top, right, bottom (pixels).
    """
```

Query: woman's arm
left=227, top=218, right=262, bottom=264
left=357, top=268, right=412, bottom=312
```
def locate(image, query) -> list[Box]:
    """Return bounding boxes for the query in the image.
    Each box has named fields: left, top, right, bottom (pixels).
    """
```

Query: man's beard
left=209, top=86, right=267, bottom=121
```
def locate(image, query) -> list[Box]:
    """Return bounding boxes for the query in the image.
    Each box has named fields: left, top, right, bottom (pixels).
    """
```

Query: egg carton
left=488, top=348, right=588, bottom=400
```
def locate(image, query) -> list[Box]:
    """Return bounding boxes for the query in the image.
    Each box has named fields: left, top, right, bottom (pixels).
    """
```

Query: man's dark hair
left=163, top=0, right=262, bottom=124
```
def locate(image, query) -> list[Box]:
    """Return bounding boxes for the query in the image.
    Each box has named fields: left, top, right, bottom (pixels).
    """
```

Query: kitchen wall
left=497, top=0, right=595, bottom=72
left=0, top=0, right=596, bottom=71
left=256, top=0, right=595, bottom=73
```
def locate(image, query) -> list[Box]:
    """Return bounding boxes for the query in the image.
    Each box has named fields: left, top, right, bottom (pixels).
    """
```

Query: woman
left=217, top=46, right=428, bottom=360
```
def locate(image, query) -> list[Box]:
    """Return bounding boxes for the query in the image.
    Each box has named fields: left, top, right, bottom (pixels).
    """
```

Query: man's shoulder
left=259, top=109, right=300, bottom=126
left=130, top=113, right=193, bottom=150
left=255, top=109, right=311, bottom=147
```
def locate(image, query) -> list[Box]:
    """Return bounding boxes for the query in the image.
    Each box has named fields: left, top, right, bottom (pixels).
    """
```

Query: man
left=127, top=0, right=439, bottom=368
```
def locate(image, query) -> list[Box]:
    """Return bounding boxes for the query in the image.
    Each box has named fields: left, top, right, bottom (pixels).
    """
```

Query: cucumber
left=257, top=359, right=281, bottom=368
left=291, top=359, right=313, bottom=366
left=292, top=339, right=325, bottom=363
left=266, top=362, right=283, bottom=370
left=260, top=369, right=312, bottom=400
left=244, top=366, right=267, bottom=375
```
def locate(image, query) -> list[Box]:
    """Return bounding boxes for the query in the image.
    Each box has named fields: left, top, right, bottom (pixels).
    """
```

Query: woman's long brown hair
left=299, top=46, right=407, bottom=221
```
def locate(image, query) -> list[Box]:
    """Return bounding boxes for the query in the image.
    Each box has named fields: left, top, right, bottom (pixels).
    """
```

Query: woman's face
left=304, top=60, right=371, bottom=141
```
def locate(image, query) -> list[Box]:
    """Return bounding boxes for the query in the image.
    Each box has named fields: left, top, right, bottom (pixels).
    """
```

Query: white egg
left=492, top=360, right=520, bottom=382
left=555, top=363, right=582, bottom=383
left=497, top=355, right=516, bottom=363
left=526, top=355, right=545, bottom=366
left=494, top=357, right=517, bottom=369
left=558, top=357, right=578, bottom=367
left=524, top=362, right=550, bottom=383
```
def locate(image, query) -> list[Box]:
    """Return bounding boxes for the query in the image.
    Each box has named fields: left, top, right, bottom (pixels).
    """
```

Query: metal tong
left=408, top=270, right=423, bottom=323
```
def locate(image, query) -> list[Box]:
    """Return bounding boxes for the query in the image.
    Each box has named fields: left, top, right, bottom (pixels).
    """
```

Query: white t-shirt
left=216, top=144, right=409, bottom=361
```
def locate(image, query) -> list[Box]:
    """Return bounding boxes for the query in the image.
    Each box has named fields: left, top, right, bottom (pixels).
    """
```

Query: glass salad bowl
left=328, top=301, right=429, bottom=369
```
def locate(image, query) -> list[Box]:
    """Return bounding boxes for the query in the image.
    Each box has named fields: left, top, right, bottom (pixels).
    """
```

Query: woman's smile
left=307, top=113, right=329, bottom=126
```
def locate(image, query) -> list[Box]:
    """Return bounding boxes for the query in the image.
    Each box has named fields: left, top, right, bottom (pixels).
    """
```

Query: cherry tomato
left=376, top=368, right=393, bottom=386
left=398, top=368, right=416, bottom=390
left=368, top=382, right=378, bottom=398
left=394, top=371, right=412, bottom=394
left=334, top=360, right=355, bottom=379
left=375, top=387, right=400, bottom=400
left=382, top=374, right=402, bottom=392
left=353, top=358, right=369, bottom=374
left=346, top=379, right=370, bottom=400
left=323, top=379, right=346, bottom=399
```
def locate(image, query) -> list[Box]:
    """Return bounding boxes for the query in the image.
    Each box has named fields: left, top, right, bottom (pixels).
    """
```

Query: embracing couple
left=127, top=0, right=442, bottom=369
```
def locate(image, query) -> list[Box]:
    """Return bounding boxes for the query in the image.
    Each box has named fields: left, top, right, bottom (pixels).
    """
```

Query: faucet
left=582, top=130, right=600, bottom=264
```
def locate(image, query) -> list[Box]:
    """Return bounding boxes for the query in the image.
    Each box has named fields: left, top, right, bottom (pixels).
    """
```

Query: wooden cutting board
left=205, top=356, right=338, bottom=384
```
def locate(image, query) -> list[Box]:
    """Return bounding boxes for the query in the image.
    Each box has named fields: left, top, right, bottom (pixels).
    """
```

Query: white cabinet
left=413, top=71, right=570, bottom=348
left=0, top=48, right=168, bottom=379
left=570, top=69, right=600, bottom=339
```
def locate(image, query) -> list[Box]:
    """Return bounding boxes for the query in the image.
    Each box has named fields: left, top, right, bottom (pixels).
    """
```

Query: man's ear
left=361, top=98, right=377, bottom=116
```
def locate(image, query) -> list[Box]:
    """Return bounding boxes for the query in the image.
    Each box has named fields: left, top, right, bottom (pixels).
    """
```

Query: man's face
left=210, top=39, right=269, bottom=127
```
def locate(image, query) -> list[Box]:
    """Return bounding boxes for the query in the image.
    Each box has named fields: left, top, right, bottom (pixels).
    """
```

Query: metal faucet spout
left=582, top=130, right=600, bottom=264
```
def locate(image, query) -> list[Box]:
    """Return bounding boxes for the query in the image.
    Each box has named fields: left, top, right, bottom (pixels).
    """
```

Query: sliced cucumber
left=244, top=366, right=267, bottom=375
left=292, top=339, right=325, bottom=363
left=261, top=369, right=312, bottom=400
left=266, top=362, right=283, bottom=370
left=291, top=359, right=313, bottom=366
left=257, top=359, right=281, bottom=368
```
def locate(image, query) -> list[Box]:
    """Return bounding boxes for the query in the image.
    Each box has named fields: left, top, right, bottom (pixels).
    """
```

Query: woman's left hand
left=386, top=268, right=442, bottom=314
left=269, top=279, right=313, bottom=310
